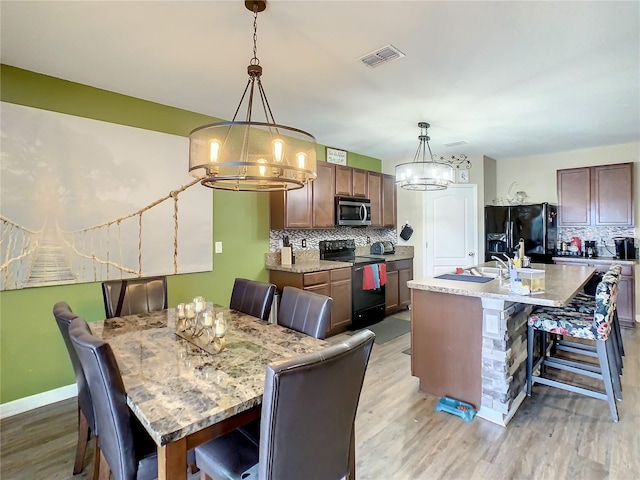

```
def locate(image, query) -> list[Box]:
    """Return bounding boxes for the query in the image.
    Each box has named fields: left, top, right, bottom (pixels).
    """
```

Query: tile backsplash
left=269, top=227, right=397, bottom=252
left=558, top=226, right=636, bottom=255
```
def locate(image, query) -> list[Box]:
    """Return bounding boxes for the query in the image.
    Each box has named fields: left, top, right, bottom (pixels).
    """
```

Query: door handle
left=360, top=204, right=366, bottom=223
left=468, top=252, right=475, bottom=256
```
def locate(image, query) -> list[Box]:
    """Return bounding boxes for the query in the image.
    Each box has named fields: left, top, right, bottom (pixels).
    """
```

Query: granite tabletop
left=407, top=262, right=596, bottom=307
left=89, top=308, right=327, bottom=445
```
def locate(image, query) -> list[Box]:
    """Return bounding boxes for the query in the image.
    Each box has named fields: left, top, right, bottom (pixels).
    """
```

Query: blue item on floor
left=434, top=397, right=477, bottom=422
left=435, top=274, right=493, bottom=283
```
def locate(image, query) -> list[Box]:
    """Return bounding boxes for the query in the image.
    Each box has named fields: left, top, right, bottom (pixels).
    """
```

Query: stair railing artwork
left=0, top=215, right=41, bottom=290
left=0, top=178, right=201, bottom=291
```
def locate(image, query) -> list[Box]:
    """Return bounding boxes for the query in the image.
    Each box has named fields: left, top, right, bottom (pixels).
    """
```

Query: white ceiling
left=2, top=1, right=639, bottom=164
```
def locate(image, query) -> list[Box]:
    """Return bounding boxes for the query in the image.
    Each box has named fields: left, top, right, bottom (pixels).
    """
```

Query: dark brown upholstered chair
left=277, top=286, right=332, bottom=340
left=102, top=276, right=167, bottom=318
left=68, top=316, right=195, bottom=480
left=194, top=329, right=376, bottom=480
left=53, top=302, right=99, bottom=479
left=230, top=278, right=277, bottom=321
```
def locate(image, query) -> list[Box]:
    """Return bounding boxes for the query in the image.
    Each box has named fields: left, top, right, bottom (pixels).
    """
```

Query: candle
left=214, top=315, right=226, bottom=336
left=202, top=311, right=213, bottom=327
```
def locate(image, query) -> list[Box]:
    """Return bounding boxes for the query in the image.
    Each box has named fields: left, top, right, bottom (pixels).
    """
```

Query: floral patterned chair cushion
left=528, top=278, right=615, bottom=341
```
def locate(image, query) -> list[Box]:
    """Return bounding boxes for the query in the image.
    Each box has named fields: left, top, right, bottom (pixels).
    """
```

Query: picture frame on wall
left=457, top=168, right=469, bottom=183
left=326, top=147, right=348, bottom=166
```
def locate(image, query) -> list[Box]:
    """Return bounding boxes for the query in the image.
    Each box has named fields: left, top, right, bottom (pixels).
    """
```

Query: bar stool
left=526, top=276, right=620, bottom=422
left=555, top=266, right=624, bottom=377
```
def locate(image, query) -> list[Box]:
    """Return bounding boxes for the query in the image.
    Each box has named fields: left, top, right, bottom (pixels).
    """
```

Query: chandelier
left=188, top=0, right=317, bottom=192
left=395, top=122, right=471, bottom=191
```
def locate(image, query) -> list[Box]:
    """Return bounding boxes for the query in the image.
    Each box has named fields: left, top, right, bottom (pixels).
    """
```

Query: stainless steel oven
left=319, top=239, right=385, bottom=329
left=335, top=197, right=371, bottom=226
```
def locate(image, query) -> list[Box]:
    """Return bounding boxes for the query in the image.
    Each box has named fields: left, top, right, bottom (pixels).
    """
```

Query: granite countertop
left=552, top=256, right=638, bottom=266
left=266, top=260, right=354, bottom=273
left=407, top=262, right=596, bottom=307
left=265, top=251, right=414, bottom=273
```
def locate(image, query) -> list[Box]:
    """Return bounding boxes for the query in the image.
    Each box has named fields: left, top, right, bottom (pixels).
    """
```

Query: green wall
left=0, top=65, right=381, bottom=404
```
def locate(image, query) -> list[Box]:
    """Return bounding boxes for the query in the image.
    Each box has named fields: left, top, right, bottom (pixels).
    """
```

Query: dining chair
left=102, top=276, right=167, bottom=318
left=230, top=278, right=277, bottom=321
left=526, top=275, right=621, bottom=421
left=277, top=286, right=332, bottom=340
left=68, top=316, right=196, bottom=480
left=53, top=301, right=99, bottom=479
left=194, top=328, right=376, bottom=480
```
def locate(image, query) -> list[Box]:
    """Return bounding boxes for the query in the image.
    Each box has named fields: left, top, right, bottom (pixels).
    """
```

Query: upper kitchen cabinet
left=312, top=162, right=335, bottom=227
left=368, top=172, right=383, bottom=227
left=593, top=163, right=634, bottom=225
left=335, top=165, right=351, bottom=196
left=271, top=161, right=334, bottom=229
left=352, top=168, right=368, bottom=197
left=557, top=162, right=634, bottom=226
left=382, top=174, right=397, bottom=227
left=270, top=182, right=312, bottom=229
left=335, top=165, right=368, bottom=198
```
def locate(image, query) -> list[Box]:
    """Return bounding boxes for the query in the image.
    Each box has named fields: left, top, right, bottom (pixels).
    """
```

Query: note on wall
left=326, top=147, right=348, bottom=166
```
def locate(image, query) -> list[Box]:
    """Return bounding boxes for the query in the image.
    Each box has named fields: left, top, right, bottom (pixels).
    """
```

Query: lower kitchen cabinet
left=329, top=268, right=352, bottom=332
left=554, top=259, right=636, bottom=328
left=386, top=259, right=413, bottom=315
left=268, top=268, right=352, bottom=336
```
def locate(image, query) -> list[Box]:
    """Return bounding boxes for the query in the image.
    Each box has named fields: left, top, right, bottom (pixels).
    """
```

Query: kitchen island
left=408, top=262, right=596, bottom=426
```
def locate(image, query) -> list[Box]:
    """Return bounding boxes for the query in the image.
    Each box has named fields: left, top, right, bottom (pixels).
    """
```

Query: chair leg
left=526, top=325, right=534, bottom=396
left=605, top=337, right=622, bottom=401
left=596, top=340, right=619, bottom=422
left=73, top=408, right=90, bottom=475
left=98, top=449, right=111, bottom=480
left=91, top=439, right=101, bottom=480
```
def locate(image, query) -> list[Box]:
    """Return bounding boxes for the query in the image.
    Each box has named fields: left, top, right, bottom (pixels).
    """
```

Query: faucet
left=491, top=256, right=510, bottom=278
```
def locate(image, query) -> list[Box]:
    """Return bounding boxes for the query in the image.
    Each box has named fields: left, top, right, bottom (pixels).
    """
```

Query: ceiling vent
left=443, top=141, right=468, bottom=147
left=358, top=45, right=405, bottom=68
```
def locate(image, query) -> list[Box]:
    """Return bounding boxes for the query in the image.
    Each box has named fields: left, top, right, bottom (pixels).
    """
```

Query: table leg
left=158, top=437, right=187, bottom=480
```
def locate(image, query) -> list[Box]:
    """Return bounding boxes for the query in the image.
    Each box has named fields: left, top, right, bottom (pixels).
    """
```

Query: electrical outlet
left=366, top=236, right=371, bottom=244
left=215, top=241, right=223, bottom=253
left=301, top=239, right=307, bottom=248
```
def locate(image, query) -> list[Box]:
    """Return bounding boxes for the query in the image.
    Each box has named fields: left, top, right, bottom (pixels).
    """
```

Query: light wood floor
left=2, top=312, right=638, bottom=479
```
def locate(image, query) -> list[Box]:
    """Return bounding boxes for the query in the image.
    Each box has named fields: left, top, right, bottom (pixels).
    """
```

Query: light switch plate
left=215, top=241, right=223, bottom=253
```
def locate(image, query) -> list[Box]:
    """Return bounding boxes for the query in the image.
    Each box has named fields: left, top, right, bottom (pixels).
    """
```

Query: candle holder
left=175, top=302, right=227, bottom=354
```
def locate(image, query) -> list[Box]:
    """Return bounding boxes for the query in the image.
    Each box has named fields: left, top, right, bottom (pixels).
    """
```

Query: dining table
left=90, top=306, right=330, bottom=480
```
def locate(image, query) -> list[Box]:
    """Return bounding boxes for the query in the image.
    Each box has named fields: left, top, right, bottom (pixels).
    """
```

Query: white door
left=424, top=184, right=478, bottom=276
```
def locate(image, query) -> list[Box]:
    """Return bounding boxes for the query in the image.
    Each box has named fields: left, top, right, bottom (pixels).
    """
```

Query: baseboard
left=0, top=383, right=77, bottom=419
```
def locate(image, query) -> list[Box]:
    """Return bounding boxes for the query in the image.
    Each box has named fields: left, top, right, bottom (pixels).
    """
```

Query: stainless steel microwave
left=335, top=197, right=371, bottom=226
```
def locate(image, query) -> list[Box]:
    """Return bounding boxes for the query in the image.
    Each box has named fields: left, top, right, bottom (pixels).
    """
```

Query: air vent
left=443, top=141, right=468, bottom=147
left=358, top=45, right=405, bottom=68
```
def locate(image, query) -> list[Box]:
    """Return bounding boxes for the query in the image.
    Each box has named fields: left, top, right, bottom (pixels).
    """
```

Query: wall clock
left=458, top=169, right=469, bottom=183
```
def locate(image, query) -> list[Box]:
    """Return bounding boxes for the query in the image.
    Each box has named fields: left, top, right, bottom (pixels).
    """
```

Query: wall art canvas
left=0, top=102, right=213, bottom=291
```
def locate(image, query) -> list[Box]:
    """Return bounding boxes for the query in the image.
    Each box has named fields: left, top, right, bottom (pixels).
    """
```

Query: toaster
left=370, top=242, right=384, bottom=255
left=370, top=241, right=395, bottom=255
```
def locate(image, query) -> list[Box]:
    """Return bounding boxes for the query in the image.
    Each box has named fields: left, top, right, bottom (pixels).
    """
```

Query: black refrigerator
left=485, top=203, right=557, bottom=263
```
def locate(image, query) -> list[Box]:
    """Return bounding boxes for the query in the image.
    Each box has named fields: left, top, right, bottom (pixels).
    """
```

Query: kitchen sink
left=475, top=267, right=506, bottom=278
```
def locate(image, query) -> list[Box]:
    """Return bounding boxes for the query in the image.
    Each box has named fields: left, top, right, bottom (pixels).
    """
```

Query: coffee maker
left=584, top=240, right=597, bottom=258
left=614, top=237, right=636, bottom=259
